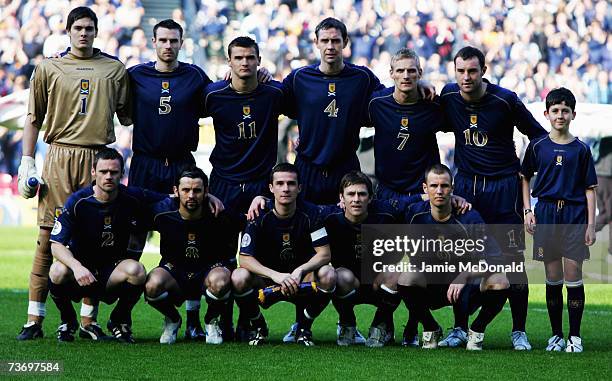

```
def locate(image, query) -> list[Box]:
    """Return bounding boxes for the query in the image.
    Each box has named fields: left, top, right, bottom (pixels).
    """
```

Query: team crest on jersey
left=400, top=117, right=409, bottom=128
left=80, top=79, right=90, bottom=95
left=54, top=207, right=63, bottom=219
left=328, top=83, right=336, bottom=96
left=188, top=233, right=196, bottom=243
left=469, top=114, right=477, bottom=128
left=161, top=81, right=170, bottom=94
left=283, top=233, right=290, bottom=242
left=242, top=105, right=251, bottom=119
left=537, top=247, right=544, bottom=258
left=555, top=155, right=563, bottom=166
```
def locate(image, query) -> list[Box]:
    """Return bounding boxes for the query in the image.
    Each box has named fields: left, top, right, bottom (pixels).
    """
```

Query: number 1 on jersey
left=79, top=97, right=87, bottom=115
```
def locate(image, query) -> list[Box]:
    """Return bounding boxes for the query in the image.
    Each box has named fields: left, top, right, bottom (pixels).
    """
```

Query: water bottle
left=258, top=281, right=318, bottom=309
left=27, top=177, right=39, bottom=194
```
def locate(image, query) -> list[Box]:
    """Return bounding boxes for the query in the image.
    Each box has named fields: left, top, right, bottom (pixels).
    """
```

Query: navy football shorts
left=295, top=155, right=360, bottom=205
left=532, top=200, right=590, bottom=263
left=454, top=172, right=525, bottom=253
left=129, top=153, right=195, bottom=194
left=209, top=171, right=270, bottom=215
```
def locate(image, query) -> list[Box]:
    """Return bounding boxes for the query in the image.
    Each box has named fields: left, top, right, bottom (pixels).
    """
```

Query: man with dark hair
left=204, top=36, right=285, bottom=215
left=325, top=171, right=407, bottom=347
left=522, top=87, right=597, bottom=353
left=143, top=166, right=241, bottom=344
left=232, top=163, right=336, bottom=346
left=47, top=148, right=158, bottom=343
left=17, top=6, right=130, bottom=340
left=282, top=17, right=383, bottom=205
left=398, top=164, right=510, bottom=351
left=438, top=45, right=547, bottom=350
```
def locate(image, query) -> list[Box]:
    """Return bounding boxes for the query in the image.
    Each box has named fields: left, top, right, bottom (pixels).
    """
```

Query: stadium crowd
left=0, top=0, right=610, bottom=181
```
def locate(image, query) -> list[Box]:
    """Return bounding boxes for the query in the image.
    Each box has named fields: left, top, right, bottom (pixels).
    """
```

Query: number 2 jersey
left=50, top=185, right=164, bottom=271
left=440, top=80, right=546, bottom=177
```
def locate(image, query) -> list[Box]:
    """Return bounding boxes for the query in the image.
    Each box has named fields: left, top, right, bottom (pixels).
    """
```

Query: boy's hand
left=524, top=211, right=536, bottom=235
left=585, top=224, right=596, bottom=246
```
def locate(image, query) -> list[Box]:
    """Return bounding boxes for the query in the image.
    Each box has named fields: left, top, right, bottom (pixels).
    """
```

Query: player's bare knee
left=397, top=272, right=426, bottom=288
left=49, top=262, right=71, bottom=284
left=316, top=265, right=336, bottom=291
left=121, top=259, right=146, bottom=284
left=335, top=268, right=357, bottom=294
left=206, top=268, right=231, bottom=294
left=145, top=275, right=165, bottom=298
left=231, top=268, right=252, bottom=292
left=483, top=273, right=509, bottom=291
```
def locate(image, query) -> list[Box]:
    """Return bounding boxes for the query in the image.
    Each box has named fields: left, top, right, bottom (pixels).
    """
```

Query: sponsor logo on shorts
left=241, top=233, right=251, bottom=248
left=51, top=221, right=62, bottom=236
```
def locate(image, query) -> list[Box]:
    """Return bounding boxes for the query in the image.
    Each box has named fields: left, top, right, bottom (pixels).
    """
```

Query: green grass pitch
left=1, top=226, right=611, bottom=380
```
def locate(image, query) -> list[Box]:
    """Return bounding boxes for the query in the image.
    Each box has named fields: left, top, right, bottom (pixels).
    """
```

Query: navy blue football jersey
left=50, top=185, right=164, bottom=270
left=322, top=200, right=400, bottom=272
left=282, top=63, right=383, bottom=167
left=147, top=197, right=243, bottom=270
left=367, top=88, right=442, bottom=194
left=440, top=80, right=547, bottom=177
left=405, top=200, right=502, bottom=261
left=240, top=202, right=328, bottom=273
left=128, top=62, right=211, bottom=159
left=204, top=80, right=285, bottom=182
left=521, top=136, right=597, bottom=203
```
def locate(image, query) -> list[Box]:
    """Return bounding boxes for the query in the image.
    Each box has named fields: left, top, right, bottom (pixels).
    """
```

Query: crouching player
left=48, top=148, right=154, bottom=343
left=232, top=163, right=336, bottom=345
left=144, top=166, right=241, bottom=344
left=398, top=164, right=509, bottom=350
left=521, top=88, right=597, bottom=352
left=327, top=171, right=413, bottom=347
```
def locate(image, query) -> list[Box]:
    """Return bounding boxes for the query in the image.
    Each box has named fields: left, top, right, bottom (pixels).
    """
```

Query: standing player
left=204, top=36, right=285, bottom=215
left=398, top=164, right=510, bottom=350
left=144, top=167, right=240, bottom=344
left=203, top=36, right=286, bottom=339
left=16, top=6, right=130, bottom=340
left=232, top=163, right=336, bottom=346
left=282, top=17, right=383, bottom=204
left=367, top=48, right=442, bottom=201
left=521, top=88, right=597, bottom=352
left=48, top=148, right=151, bottom=343
left=438, top=46, right=547, bottom=350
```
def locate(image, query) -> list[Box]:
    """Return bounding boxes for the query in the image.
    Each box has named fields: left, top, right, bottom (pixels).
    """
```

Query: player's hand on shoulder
left=207, top=193, right=225, bottom=217
left=247, top=196, right=269, bottom=220
left=585, top=224, right=596, bottom=246
left=17, top=156, right=43, bottom=199
left=451, top=195, right=471, bottom=214
left=73, top=265, right=97, bottom=287
left=417, top=80, right=437, bottom=101
left=524, top=210, right=536, bottom=235
left=257, top=67, right=272, bottom=83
